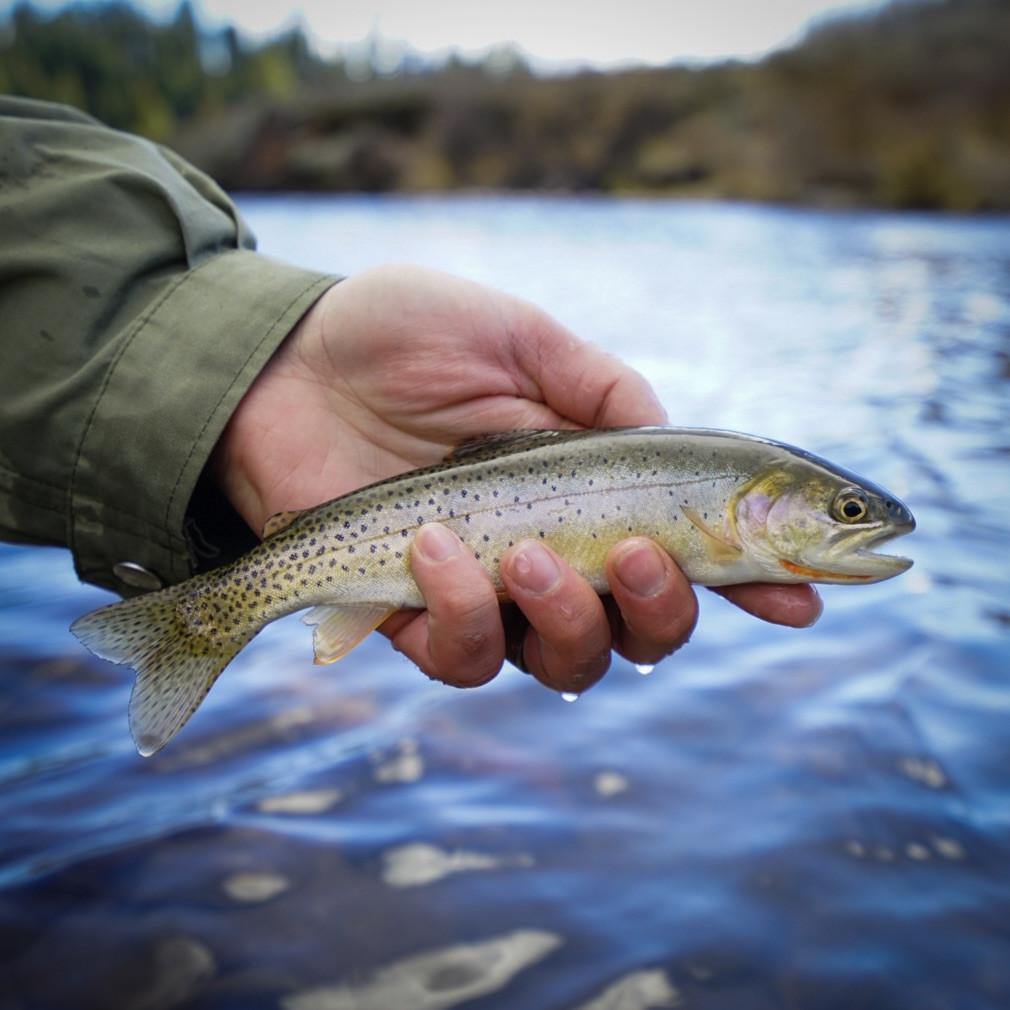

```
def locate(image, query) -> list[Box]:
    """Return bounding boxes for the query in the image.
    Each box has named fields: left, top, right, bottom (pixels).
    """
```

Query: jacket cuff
left=69, top=249, right=337, bottom=593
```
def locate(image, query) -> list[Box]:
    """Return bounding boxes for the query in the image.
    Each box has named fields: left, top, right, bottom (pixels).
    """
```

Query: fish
left=71, top=427, right=915, bottom=755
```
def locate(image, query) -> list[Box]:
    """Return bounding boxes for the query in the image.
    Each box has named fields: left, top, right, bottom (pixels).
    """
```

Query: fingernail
left=509, top=541, right=561, bottom=594
left=614, top=541, right=667, bottom=597
left=415, top=523, right=460, bottom=562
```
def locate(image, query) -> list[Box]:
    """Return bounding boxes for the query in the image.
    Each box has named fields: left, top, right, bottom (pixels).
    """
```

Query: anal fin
left=681, top=505, right=743, bottom=563
left=302, top=604, right=394, bottom=664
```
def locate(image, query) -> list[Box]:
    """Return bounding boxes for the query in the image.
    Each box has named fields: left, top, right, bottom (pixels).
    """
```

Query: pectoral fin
left=681, top=505, right=743, bottom=563
left=302, top=604, right=395, bottom=664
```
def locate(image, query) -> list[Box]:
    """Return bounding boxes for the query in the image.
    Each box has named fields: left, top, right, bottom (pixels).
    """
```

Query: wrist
left=210, top=286, right=336, bottom=535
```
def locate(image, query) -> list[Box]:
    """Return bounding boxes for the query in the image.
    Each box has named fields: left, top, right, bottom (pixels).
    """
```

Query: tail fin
left=71, top=583, right=254, bottom=757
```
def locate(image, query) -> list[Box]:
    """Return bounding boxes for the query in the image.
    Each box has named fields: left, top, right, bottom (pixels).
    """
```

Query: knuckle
left=430, top=609, right=503, bottom=686
left=553, top=597, right=604, bottom=639
left=456, top=627, right=492, bottom=661
left=543, top=642, right=611, bottom=687
left=578, top=649, right=611, bottom=679
left=635, top=594, right=698, bottom=648
left=440, top=588, right=497, bottom=625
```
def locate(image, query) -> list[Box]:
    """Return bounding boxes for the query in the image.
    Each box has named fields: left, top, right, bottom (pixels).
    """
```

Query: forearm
left=0, top=97, right=337, bottom=594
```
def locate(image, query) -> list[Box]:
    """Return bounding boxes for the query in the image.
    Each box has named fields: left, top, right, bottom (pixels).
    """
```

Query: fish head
left=733, top=462, right=915, bottom=584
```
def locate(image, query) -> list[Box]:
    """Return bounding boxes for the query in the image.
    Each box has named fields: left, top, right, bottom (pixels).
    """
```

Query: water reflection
left=281, top=930, right=562, bottom=1010
left=2, top=197, right=1009, bottom=1009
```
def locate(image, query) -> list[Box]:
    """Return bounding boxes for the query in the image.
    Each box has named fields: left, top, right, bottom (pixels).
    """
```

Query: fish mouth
left=783, top=522, right=915, bottom=584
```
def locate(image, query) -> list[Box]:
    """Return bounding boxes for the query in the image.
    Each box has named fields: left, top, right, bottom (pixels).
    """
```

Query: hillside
left=3, top=0, right=1009, bottom=210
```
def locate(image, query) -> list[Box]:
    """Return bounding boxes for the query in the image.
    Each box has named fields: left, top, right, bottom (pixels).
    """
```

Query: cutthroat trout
left=72, top=427, right=915, bottom=755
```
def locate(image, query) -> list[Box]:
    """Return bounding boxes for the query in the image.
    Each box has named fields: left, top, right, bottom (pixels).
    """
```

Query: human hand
left=212, top=264, right=820, bottom=694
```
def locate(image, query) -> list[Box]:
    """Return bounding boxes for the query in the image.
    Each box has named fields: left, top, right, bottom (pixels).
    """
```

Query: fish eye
left=832, top=488, right=870, bottom=523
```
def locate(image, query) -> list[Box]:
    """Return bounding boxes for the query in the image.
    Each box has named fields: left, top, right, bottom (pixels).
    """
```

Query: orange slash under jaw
left=779, top=559, right=875, bottom=582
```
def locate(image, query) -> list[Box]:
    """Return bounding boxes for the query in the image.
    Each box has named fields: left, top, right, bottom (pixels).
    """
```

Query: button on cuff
left=112, top=561, right=163, bottom=591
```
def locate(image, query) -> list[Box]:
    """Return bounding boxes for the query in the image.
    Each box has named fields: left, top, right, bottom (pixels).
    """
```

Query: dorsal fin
left=262, top=509, right=306, bottom=539
left=443, top=429, right=586, bottom=463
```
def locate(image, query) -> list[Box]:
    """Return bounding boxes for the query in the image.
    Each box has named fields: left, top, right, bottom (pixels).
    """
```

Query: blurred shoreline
left=3, top=0, right=1009, bottom=211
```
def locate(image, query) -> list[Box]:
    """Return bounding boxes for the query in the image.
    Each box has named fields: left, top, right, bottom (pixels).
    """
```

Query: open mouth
left=782, top=521, right=915, bottom=584
left=850, top=522, right=914, bottom=568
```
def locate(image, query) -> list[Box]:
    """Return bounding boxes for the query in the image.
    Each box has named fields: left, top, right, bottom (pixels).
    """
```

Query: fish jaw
left=779, top=521, right=915, bottom=584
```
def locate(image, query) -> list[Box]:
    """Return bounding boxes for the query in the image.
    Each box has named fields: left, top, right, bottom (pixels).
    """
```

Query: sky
left=15, top=0, right=891, bottom=69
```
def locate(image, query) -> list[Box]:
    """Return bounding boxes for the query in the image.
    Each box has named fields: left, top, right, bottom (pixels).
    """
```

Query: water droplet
left=635, top=664, right=655, bottom=676
left=561, top=692, right=579, bottom=703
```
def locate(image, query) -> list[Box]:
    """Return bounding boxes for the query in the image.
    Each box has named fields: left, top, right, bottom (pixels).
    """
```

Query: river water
left=2, top=196, right=1009, bottom=1010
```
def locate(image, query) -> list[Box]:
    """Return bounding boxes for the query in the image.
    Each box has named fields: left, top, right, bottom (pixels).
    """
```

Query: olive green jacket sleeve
left=0, top=96, right=338, bottom=594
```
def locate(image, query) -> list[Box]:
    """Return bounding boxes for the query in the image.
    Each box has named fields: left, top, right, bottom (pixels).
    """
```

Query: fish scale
left=71, top=426, right=914, bottom=755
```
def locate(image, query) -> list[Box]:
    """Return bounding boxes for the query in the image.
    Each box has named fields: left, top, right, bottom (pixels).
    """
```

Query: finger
left=605, top=538, right=698, bottom=665
left=710, top=583, right=823, bottom=628
left=393, top=523, right=505, bottom=686
left=500, top=540, right=612, bottom=695
left=508, top=306, right=668, bottom=428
